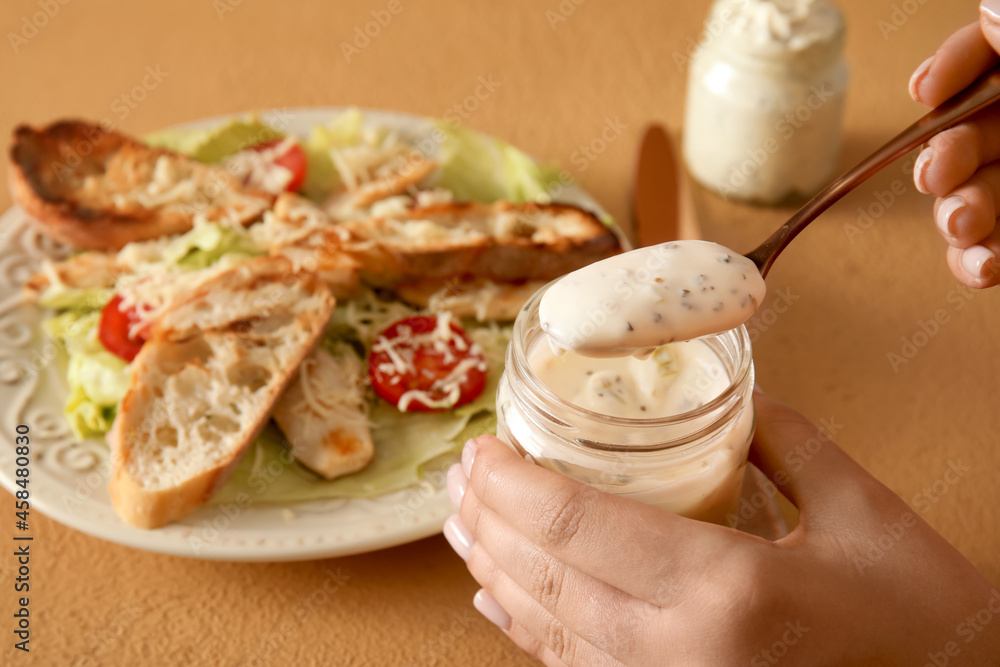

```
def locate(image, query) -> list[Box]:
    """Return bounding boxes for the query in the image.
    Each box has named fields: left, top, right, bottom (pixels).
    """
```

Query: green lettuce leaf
left=39, top=287, right=112, bottom=311
left=144, top=117, right=283, bottom=163
left=45, top=311, right=130, bottom=441
left=212, top=403, right=491, bottom=505
left=434, top=122, right=562, bottom=204
left=301, top=108, right=365, bottom=201
left=162, top=223, right=261, bottom=270
left=65, top=385, right=117, bottom=440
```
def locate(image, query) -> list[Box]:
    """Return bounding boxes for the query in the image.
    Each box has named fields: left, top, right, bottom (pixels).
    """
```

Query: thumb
left=748, top=388, right=881, bottom=518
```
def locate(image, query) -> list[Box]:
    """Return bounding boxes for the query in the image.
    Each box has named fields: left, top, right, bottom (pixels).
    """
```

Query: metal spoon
left=745, top=65, right=1000, bottom=277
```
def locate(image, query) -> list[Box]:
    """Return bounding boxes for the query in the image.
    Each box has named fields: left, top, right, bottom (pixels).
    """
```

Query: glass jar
left=495, top=284, right=756, bottom=526
left=682, top=0, right=849, bottom=205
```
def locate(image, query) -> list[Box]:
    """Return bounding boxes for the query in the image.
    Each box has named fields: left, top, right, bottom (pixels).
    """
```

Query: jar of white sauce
left=682, top=0, right=849, bottom=204
left=495, top=283, right=756, bottom=526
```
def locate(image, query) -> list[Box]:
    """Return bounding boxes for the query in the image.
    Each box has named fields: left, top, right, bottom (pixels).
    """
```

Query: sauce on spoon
left=539, top=240, right=766, bottom=358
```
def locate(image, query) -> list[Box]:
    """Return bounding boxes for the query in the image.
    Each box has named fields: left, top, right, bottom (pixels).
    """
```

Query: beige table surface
left=1, top=0, right=998, bottom=664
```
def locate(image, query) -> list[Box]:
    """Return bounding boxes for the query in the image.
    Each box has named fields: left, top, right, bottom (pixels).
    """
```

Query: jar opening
left=506, top=281, right=755, bottom=453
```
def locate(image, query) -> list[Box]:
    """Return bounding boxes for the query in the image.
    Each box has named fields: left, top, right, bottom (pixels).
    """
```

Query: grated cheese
left=223, top=137, right=296, bottom=195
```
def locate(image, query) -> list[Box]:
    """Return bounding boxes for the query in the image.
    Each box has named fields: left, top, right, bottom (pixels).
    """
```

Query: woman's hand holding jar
left=445, top=391, right=1000, bottom=666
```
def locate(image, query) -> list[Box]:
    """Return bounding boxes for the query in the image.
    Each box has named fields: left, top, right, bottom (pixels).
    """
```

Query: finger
left=910, top=22, right=998, bottom=107
left=932, top=164, right=1000, bottom=247
left=472, top=589, right=571, bottom=667
left=915, top=106, right=1000, bottom=195
left=466, top=545, right=628, bottom=667
left=981, top=3, right=1000, bottom=65
left=461, top=435, right=743, bottom=606
left=747, top=389, right=885, bottom=520
left=460, top=489, right=647, bottom=661
left=504, top=619, right=572, bottom=667
left=946, top=227, right=1000, bottom=287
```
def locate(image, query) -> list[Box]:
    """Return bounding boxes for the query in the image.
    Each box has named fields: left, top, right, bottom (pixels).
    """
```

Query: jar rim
left=508, top=279, right=754, bottom=450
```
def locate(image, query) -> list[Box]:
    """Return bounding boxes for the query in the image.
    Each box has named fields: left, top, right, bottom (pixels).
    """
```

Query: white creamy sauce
left=539, top=241, right=765, bottom=358
left=722, top=0, right=842, bottom=52
left=530, top=338, right=731, bottom=420
left=500, top=331, right=755, bottom=523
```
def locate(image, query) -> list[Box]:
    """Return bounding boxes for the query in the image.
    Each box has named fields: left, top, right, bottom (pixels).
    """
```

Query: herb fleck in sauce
left=539, top=240, right=766, bottom=358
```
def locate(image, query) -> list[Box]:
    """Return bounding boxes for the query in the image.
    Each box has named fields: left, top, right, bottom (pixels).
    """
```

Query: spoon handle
left=746, top=64, right=1000, bottom=277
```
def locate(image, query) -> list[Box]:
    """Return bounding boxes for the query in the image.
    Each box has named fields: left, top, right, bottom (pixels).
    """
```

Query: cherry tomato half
left=98, top=294, right=147, bottom=363
left=368, top=315, right=487, bottom=413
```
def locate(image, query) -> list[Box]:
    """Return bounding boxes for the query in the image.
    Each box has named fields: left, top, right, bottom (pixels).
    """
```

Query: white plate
left=0, top=108, right=615, bottom=561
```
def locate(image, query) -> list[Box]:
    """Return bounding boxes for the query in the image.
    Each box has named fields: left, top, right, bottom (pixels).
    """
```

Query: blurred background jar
left=495, top=283, right=756, bottom=527
left=683, top=0, right=849, bottom=205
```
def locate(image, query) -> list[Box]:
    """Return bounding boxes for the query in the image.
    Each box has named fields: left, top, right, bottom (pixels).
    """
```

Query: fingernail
left=936, top=195, right=965, bottom=241
left=913, top=146, right=933, bottom=194
left=961, top=245, right=997, bottom=278
left=462, top=438, right=478, bottom=478
left=447, top=463, right=466, bottom=508
left=909, top=56, right=935, bottom=101
left=473, top=589, right=512, bottom=631
left=982, top=0, right=1000, bottom=25
left=443, top=514, right=474, bottom=561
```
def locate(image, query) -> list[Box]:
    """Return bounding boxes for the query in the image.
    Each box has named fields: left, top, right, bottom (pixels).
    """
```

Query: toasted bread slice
left=254, top=194, right=362, bottom=299
left=341, top=201, right=620, bottom=286
left=396, top=276, right=547, bottom=322
left=9, top=120, right=274, bottom=251
left=323, top=144, right=436, bottom=219
left=108, top=256, right=334, bottom=529
left=272, top=343, right=374, bottom=479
